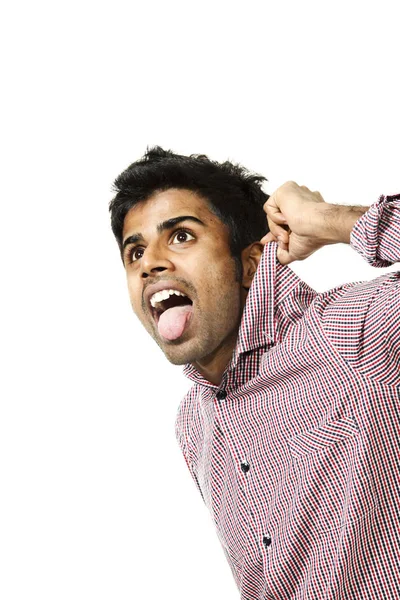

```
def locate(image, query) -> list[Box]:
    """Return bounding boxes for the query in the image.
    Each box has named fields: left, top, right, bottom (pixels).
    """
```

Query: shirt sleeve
left=321, top=194, right=400, bottom=386
left=350, top=193, right=400, bottom=267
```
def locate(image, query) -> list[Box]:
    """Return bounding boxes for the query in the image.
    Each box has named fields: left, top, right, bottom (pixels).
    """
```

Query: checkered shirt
left=176, top=194, right=400, bottom=599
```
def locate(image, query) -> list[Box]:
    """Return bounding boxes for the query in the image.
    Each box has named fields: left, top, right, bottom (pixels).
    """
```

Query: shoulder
left=317, top=271, right=399, bottom=320
left=315, top=271, right=400, bottom=384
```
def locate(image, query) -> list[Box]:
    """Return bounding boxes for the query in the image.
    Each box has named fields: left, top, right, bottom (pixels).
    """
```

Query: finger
left=277, top=239, right=289, bottom=251
left=260, top=231, right=289, bottom=253
left=263, top=193, right=275, bottom=212
left=267, top=219, right=290, bottom=242
left=276, top=245, right=294, bottom=266
left=260, top=232, right=276, bottom=244
left=265, top=202, right=288, bottom=224
left=276, top=245, right=290, bottom=265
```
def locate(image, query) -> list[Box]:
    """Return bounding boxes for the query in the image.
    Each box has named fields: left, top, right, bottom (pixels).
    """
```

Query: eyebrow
left=122, top=215, right=207, bottom=251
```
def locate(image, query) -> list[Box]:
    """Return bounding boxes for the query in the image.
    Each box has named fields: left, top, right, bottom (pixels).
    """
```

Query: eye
left=129, top=246, right=145, bottom=263
left=171, top=229, right=195, bottom=244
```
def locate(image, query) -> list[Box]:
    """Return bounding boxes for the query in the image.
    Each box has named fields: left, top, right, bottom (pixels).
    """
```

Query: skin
left=120, top=182, right=368, bottom=385
left=122, top=188, right=263, bottom=386
left=262, top=181, right=368, bottom=264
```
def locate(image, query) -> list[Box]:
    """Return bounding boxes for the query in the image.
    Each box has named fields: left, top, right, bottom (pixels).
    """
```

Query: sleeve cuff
left=350, top=195, right=395, bottom=267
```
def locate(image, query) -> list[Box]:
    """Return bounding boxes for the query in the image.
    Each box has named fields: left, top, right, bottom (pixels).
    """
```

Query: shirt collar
left=183, top=242, right=303, bottom=384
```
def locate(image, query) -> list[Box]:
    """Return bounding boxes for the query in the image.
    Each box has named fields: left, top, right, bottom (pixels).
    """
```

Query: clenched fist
left=260, top=181, right=368, bottom=265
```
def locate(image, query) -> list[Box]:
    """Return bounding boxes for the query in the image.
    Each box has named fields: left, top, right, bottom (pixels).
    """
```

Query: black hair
left=109, top=146, right=270, bottom=278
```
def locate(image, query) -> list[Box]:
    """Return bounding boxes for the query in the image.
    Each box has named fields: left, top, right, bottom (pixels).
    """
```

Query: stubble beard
left=161, top=296, right=243, bottom=368
left=155, top=316, right=211, bottom=366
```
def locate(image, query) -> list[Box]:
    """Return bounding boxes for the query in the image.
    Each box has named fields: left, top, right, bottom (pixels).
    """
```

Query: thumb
left=276, top=245, right=293, bottom=265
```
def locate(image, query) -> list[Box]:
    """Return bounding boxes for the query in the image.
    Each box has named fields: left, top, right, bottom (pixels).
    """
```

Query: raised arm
left=261, top=182, right=399, bottom=266
left=261, top=182, right=400, bottom=385
left=261, top=181, right=367, bottom=264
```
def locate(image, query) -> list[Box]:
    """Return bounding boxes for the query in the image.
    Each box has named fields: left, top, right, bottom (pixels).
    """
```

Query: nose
left=140, top=243, right=174, bottom=279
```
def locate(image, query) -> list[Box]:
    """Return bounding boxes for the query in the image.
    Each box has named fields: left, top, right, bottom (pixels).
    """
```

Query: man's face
left=122, top=188, right=246, bottom=367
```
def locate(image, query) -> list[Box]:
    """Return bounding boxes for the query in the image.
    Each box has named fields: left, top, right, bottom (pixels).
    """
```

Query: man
left=110, top=146, right=399, bottom=599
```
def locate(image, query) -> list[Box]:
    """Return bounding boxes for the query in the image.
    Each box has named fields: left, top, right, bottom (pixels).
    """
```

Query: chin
left=162, top=343, right=194, bottom=365
left=165, top=355, right=189, bottom=366
left=161, top=348, right=191, bottom=366
left=161, top=338, right=205, bottom=366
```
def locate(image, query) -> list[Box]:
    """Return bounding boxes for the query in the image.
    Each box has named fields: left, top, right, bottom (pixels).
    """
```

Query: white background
left=0, top=1, right=398, bottom=599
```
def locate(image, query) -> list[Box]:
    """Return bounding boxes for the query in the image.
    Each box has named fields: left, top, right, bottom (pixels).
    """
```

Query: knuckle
left=264, top=199, right=272, bottom=210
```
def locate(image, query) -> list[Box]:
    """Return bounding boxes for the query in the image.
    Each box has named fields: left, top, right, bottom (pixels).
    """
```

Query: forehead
left=122, top=188, right=224, bottom=238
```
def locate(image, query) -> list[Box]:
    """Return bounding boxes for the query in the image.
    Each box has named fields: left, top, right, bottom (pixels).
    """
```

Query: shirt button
left=216, top=390, right=227, bottom=400
left=262, top=535, right=272, bottom=549
left=240, top=461, right=250, bottom=473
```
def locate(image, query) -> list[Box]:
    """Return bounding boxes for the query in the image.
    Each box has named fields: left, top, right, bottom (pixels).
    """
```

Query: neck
left=191, top=286, right=249, bottom=386
left=191, top=328, right=239, bottom=387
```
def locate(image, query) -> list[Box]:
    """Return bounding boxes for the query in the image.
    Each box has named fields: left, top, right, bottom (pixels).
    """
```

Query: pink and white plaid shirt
left=176, top=194, right=400, bottom=599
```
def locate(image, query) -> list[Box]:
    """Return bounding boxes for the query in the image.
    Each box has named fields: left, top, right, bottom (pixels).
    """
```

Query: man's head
left=109, top=147, right=269, bottom=374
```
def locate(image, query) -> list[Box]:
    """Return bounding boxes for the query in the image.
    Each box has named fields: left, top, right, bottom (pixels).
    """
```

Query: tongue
left=158, top=305, right=193, bottom=341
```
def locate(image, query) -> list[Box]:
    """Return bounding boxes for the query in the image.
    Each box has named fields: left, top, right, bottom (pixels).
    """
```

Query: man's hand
left=260, top=181, right=369, bottom=265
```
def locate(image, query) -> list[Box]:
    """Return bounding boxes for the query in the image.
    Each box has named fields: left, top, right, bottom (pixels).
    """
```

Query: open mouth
left=150, top=290, right=192, bottom=320
left=149, top=290, right=194, bottom=341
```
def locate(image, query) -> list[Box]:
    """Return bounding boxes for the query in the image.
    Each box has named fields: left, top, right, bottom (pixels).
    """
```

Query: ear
left=241, top=242, right=264, bottom=289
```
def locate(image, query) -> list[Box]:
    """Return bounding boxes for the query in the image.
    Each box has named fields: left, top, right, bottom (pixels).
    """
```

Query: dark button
left=240, top=461, right=250, bottom=473
left=262, top=535, right=272, bottom=549
left=216, top=390, right=227, bottom=400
